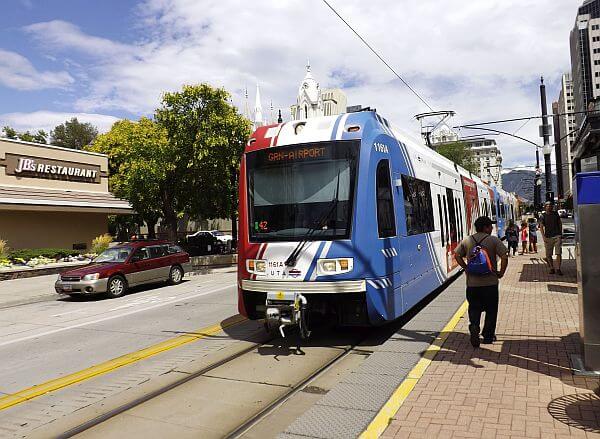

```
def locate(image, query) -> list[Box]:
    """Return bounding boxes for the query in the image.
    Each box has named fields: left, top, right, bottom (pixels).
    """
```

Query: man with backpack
left=454, top=216, right=509, bottom=348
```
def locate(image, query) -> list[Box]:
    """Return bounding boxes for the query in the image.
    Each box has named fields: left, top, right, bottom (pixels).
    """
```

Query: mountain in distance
left=501, top=168, right=557, bottom=202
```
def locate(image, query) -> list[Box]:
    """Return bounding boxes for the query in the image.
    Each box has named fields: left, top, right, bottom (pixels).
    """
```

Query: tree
left=2, top=126, right=48, bottom=143
left=89, top=118, right=165, bottom=239
left=154, top=84, right=252, bottom=241
left=436, top=141, right=479, bottom=174
left=2, top=126, right=17, bottom=139
left=51, top=117, right=98, bottom=150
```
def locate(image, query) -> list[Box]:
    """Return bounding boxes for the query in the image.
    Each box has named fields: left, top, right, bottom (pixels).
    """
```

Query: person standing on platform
left=519, top=221, right=528, bottom=255
left=454, top=216, right=509, bottom=348
left=539, top=201, right=563, bottom=275
left=504, top=220, right=519, bottom=257
left=528, top=217, right=538, bottom=253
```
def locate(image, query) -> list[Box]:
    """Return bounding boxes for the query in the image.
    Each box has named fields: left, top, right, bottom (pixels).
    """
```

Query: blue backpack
left=466, top=235, right=493, bottom=276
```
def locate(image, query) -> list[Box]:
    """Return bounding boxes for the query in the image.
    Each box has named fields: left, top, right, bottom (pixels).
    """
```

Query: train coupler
left=265, top=292, right=311, bottom=339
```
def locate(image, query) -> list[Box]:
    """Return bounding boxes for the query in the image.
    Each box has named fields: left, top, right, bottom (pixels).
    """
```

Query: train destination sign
left=5, top=154, right=101, bottom=183
left=267, top=147, right=326, bottom=163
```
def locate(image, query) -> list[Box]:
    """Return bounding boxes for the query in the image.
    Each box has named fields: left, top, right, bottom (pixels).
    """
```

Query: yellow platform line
left=359, top=300, right=468, bottom=439
left=0, top=314, right=247, bottom=411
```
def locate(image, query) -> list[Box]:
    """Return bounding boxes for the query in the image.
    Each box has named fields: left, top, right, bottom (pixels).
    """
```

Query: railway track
left=56, top=329, right=369, bottom=439
left=49, top=273, right=461, bottom=439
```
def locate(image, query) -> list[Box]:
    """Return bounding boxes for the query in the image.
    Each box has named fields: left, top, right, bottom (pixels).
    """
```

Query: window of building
left=376, top=160, right=396, bottom=238
left=401, top=175, right=434, bottom=236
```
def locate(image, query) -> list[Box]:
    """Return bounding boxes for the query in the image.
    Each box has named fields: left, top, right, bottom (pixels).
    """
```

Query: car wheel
left=168, top=265, right=184, bottom=285
left=106, top=275, right=127, bottom=298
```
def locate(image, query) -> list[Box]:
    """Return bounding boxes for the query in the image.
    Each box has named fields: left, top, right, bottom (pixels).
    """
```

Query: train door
left=445, top=188, right=459, bottom=272
left=369, top=157, right=401, bottom=320
left=461, top=176, right=479, bottom=234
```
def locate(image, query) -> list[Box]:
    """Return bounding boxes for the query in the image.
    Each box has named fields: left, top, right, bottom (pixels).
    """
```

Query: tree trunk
left=146, top=218, right=157, bottom=239
left=160, top=186, right=179, bottom=243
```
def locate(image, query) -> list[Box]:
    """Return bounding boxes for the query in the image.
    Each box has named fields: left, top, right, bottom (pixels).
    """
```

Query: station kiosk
left=574, top=171, right=600, bottom=371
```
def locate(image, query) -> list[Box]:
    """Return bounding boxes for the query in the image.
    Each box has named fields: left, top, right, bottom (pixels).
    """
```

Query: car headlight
left=317, top=258, right=353, bottom=275
left=247, top=259, right=266, bottom=274
left=83, top=273, right=100, bottom=281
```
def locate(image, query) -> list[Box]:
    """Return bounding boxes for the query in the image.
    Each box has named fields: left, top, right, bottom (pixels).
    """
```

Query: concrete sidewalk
left=382, top=251, right=600, bottom=438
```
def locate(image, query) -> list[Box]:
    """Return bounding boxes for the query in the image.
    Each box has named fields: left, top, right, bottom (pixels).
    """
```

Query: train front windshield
left=247, top=140, right=359, bottom=242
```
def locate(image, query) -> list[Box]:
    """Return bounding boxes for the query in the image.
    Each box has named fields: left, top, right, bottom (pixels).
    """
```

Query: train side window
left=458, top=199, right=464, bottom=241
left=442, top=195, right=449, bottom=245
left=376, top=160, right=396, bottom=238
left=401, top=175, right=434, bottom=236
left=437, top=194, right=444, bottom=247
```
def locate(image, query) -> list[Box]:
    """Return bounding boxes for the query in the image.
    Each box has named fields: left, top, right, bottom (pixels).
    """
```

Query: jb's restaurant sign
left=5, top=154, right=101, bottom=183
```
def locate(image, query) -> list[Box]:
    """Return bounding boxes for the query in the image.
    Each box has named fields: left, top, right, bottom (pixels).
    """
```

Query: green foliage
left=8, top=248, right=80, bottom=262
left=154, top=84, right=252, bottom=239
left=2, top=126, right=48, bottom=144
left=51, top=117, right=98, bottom=149
left=91, top=233, right=113, bottom=254
left=0, top=239, right=9, bottom=259
left=436, top=141, right=478, bottom=174
left=2, top=126, right=17, bottom=139
left=90, top=84, right=251, bottom=241
left=89, top=118, right=165, bottom=233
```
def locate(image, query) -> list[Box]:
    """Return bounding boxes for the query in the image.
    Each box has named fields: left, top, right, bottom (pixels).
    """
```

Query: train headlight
left=317, top=258, right=353, bottom=275
left=247, top=259, right=267, bottom=274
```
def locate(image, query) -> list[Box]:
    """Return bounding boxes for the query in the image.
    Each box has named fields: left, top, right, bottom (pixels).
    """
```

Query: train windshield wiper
left=285, top=170, right=341, bottom=267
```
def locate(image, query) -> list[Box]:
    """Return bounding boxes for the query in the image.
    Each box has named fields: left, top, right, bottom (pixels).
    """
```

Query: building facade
left=557, top=73, right=578, bottom=196
left=464, top=138, right=503, bottom=187
left=0, top=138, right=131, bottom=250
left=570, top=0, right=600, bottom=129
left=290, top=63, right=347, bottom=120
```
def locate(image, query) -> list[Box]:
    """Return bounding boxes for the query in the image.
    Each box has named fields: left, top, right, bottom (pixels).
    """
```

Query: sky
left=0, top=0, right=585, bottom=169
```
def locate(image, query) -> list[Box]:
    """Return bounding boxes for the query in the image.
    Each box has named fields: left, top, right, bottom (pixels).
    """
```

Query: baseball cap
left=474, top=216, right=496, bottom=230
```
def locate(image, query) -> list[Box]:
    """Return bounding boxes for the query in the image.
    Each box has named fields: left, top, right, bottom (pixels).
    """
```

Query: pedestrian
left=528, top=217, right=538, bottom=253
left=504, top=220, right=519, bottom=257
left=539, top=201, right=563, bottom=275
left=520, top=221, right=528, bottom=255
left=454, top=216, right=509, bottom=348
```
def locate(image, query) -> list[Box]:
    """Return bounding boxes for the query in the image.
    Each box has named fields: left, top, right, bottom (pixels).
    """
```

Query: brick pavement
left=383, top=250, right=600, bottom=439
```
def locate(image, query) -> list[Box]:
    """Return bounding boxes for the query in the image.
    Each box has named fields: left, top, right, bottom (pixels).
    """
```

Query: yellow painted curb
left=0, top=314, right=247, bottom=411
left=359, top=300, right=469, bottom=439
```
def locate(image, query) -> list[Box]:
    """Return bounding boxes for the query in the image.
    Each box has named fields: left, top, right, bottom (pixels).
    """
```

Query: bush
left=8, top=248, right=80, bottom=263
left=0, top=239, right=8, bottom=259
left=91, top=234, right=113, bottom=254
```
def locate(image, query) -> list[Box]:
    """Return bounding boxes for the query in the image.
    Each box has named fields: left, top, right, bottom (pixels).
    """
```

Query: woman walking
left=520, top=220, right=528, bottom=255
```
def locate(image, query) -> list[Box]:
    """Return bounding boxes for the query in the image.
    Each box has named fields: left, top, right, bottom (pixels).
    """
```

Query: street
left=0, top=268, right=237, bottom=395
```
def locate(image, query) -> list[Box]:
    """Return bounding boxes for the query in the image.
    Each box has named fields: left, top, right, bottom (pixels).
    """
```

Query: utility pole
left=552, top=101, right=564, bottom=202
left=540, top=77, right=553, bottom=204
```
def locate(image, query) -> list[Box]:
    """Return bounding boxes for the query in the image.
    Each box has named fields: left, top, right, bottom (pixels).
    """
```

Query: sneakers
left=469, top=324, right=480, bottom=348
left=557, top=269, right=563, bottom=276
left=481, top=335, right=497, bottom=344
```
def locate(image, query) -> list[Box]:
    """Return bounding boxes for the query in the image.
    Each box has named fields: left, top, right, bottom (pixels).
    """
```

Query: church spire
left=254, top=83, right=263, bottom=128
left=243, top=87, right=251, bottom=121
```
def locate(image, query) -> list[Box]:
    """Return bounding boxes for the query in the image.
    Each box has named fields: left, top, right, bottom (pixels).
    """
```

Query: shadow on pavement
left=57, top=279, right=191, bottom=302
left=519, top=259, right=577, bottom=284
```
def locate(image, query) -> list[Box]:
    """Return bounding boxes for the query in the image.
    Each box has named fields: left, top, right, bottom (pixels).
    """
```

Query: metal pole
left=540, top=77, right=553, bottom=203
left=552, top=101, right=564, bottom=202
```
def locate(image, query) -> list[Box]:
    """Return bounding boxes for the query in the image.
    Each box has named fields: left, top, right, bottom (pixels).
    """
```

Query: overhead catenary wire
left=320, top=0, right=435, bottom=112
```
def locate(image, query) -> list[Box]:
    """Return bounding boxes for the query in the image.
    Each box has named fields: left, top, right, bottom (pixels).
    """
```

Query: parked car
left=184, top=231, right=221, bottom=255
left=55, top=240, right=192, bottom=298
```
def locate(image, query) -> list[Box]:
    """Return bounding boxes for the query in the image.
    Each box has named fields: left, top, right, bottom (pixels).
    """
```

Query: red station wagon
left=55, top=240, right=192, bottom=298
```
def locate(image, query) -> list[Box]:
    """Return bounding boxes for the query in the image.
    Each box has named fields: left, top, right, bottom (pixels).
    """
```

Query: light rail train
left=237, top=110, right=518, bottom=337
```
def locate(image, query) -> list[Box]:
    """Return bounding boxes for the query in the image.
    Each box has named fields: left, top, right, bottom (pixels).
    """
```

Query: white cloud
left=0, top=111, right=120, bottom=134
left=0, top=49, right=73, bottom=90
left=21, top=0, right=584, bottom=168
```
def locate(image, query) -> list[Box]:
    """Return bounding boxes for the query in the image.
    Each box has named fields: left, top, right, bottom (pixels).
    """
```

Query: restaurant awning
left=0, top=185, right=134, bottom=214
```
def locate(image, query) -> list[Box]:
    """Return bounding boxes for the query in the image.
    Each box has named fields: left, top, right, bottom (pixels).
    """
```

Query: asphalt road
left=0, top=268, right=238, bottom=395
